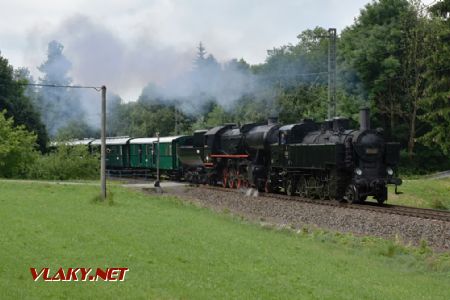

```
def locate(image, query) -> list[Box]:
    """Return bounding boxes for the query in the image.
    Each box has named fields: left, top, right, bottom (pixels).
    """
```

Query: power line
left=0, top=81, right=102, bottom=91
left=259, top=71, right=328, bottom=79
left=18, top=83, right=102, bottom=91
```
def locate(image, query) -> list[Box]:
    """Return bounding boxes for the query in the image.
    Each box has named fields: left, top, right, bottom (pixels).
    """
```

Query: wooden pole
left=328, top=28, right=337, bottom=119
left=101, top=85, right=107, bottom=200
left=154, top=132, right=160, bottom=187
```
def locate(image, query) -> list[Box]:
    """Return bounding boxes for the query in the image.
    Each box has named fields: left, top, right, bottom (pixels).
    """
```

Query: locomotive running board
left=210, top=154, right=249, bottom=158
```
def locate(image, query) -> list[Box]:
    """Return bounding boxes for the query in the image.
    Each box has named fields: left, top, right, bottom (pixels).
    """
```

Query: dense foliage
left=0, top=55, right=48, bottom=151
left=0, top=110, right=37, bottom=178
left=26, top=145, right=99, bottom=180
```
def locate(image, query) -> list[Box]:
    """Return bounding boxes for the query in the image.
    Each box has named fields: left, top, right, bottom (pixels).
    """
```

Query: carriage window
left=280, top=133, right=287, bottom=145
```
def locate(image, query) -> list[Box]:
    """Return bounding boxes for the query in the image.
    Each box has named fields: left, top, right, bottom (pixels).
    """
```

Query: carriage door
left=152, top=142, right=158, bottom=169
left=138, top=145, right=143, bottom=166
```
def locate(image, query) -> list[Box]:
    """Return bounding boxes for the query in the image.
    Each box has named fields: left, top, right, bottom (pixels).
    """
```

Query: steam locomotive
left=178, top=108, right=402, bottom=204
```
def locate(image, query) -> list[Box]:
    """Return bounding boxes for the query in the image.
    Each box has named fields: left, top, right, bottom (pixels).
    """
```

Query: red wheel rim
left=229, top=169, right=236, bottom=189
left=236, top=170, right=242, bottom=189
left=222, top=169, right=228, bottom=188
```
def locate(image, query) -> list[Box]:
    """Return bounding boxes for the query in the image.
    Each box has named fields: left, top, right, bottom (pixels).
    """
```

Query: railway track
left=112, top=175, right=450, bottom=223
left=198, top=185, right=450, bottom=223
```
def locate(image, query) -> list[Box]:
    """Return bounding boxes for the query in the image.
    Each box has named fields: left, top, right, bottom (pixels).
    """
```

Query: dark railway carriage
left=177, top=130, right=209, bottom=183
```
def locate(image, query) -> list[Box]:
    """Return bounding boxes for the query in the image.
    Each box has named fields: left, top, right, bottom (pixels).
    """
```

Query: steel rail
left=198, top=185, right=450, bottom=223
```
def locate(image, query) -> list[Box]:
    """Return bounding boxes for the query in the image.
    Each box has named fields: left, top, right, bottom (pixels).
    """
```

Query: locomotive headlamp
left=387, top=167, right=394, bottom=176
left=355, top=168, right=363, bottom=176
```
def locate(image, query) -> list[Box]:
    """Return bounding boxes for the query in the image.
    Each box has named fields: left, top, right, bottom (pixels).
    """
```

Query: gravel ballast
left=146, top=185, right=450, bottom=251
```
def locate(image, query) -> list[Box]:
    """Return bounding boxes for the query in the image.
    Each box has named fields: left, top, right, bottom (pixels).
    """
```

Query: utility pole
left=154, top=132, right=160, bottom=188
left=174, top=106, right=179, bottom=135
left=100, top=85, right=107, bottom=200
left=328, top=28, right=337, bottom=119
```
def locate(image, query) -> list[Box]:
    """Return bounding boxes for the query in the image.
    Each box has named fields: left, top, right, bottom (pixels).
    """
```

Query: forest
left=0, top=0, right=449, bottom=177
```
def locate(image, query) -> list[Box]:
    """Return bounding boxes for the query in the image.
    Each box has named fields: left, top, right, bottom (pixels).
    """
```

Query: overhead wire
left=0, top=82, right=102, bottom=91
left=18, top=83, right=102, bottom=91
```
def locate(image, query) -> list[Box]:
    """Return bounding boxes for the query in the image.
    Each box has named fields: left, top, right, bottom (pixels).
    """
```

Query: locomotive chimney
left=359, top=107, right=370, bottom=131
left=268, top=116, right=278, bottom=125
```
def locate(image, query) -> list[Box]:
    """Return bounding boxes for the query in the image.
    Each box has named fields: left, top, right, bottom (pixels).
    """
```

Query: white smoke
left=29, top=14, right=271, bottom=121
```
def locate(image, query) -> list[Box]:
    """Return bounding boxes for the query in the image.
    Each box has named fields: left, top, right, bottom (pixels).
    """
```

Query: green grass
left=1, top=181, right=450, bottom=299
left=387, top=178, right=450, bottom=210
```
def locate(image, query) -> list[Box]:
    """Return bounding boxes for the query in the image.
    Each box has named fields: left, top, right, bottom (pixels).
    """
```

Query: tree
left=56, top=120, right=99, bottom=140
left=419, top=0, right=450, bottom=154
left=194, top=42, right=207, bottom=68
left=0, top=110, right=37, bottom=178
left=340, top=0, right=430, bottom=157
left=205, top=104, right=232, bottom=127
left=0, top=54, right=48, bottom=152
left=36, top=40, right=84, bottom=136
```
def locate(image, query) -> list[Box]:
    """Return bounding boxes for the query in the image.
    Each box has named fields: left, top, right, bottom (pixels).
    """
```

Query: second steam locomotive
left=178, top=108, right=402, bottom=204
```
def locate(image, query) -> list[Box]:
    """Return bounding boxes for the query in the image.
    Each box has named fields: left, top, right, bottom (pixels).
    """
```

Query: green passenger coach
left=76, top=135, right=190, bottom=179
left=128, top=136, right=190, bottom=179
left=91, top=137, right=131, bottom=169
left=129, top=138, right=157, bottom=169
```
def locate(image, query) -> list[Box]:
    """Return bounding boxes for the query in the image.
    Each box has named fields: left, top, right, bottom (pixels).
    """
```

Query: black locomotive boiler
left=178, top=108, right=402, bottom=204
left=268, top=108, right=402, bottom=203
left=178, top=118, right=280, bottom=188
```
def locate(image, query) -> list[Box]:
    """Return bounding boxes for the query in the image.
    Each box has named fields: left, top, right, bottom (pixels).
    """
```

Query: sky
left=0, top=0, right=436, bottom=101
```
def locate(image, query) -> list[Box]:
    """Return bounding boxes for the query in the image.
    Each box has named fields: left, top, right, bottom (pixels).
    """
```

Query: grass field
left=387, top=177, right=450, bottom=210
left=1, top=180, right=450, bottom=299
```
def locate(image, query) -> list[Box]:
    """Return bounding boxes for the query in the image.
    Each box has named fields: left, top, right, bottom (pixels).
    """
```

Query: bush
left=0, top=110, right=38, bottom=178
left=27, top=145, right=99, bottom=180
left=398, top=145, right=450, bottom=176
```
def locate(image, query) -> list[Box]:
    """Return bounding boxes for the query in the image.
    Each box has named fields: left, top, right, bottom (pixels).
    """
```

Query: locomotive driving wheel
left=264, top=179, right=272, bottom=193
left=298, top=176, right=307, bottom=198
left=319, top=176, right=330, bottom=200
left=344, top=184, right=358, bottom=204
left=222, top=168, right=229, bottom=188
left=229, top=168, right=236, bottom=189
left=318, top=183, right=326, bottom=200
left=374, top=188, right=387, bottom=205
left=236, top=170, right=242, bottom=189
left=285, top=178, right=295, bottom=196
left=306, top=176, right=317, bottom=198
